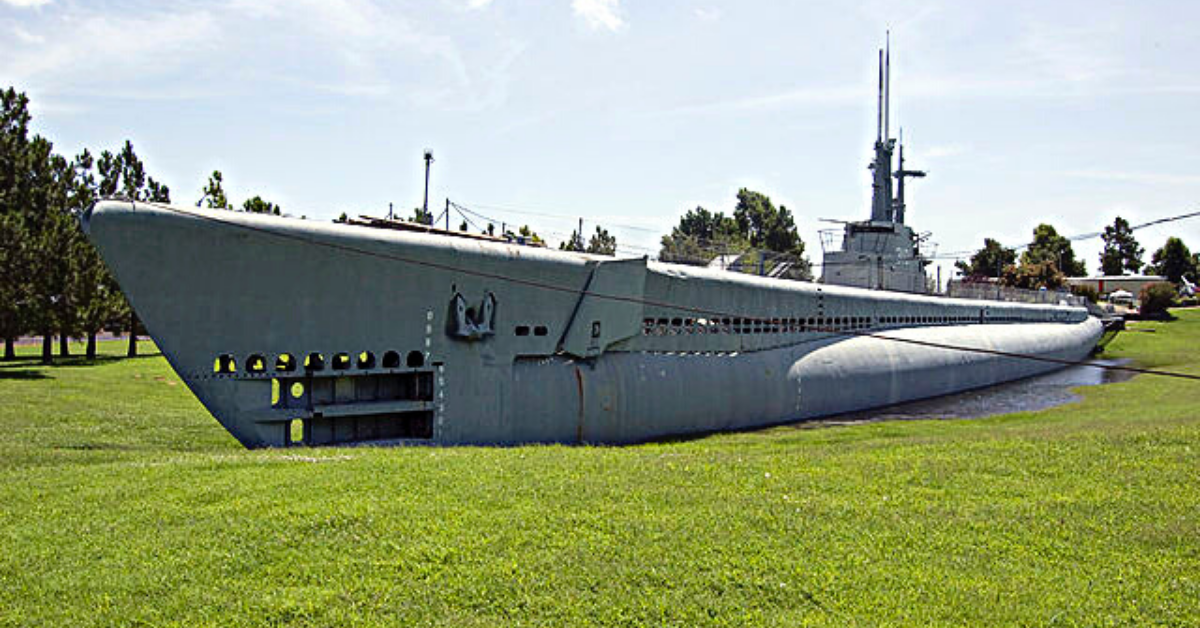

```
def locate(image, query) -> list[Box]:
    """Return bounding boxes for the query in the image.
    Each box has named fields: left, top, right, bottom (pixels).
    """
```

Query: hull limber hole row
left=215, top=349, right=427, bottom=375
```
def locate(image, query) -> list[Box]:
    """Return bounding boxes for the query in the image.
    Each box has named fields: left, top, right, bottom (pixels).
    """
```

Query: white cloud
left=694, top=7, right=720, bottom=22
left=1064, top=170, right=1200, bottom=187
left=1, top=0, right=52, bottom=7
left=0, top=9, right=221, bottom=93
left=1019, top=20, right=1123, bottom=84
left=656, top=84, right=865, bottom=117
left=10, top=24, right=44, bottom=44
left=921, top=144, right=966, bottom=160
left=2, top=1, right=524, bottom=112
left=572, top=0, right=624, bottom=32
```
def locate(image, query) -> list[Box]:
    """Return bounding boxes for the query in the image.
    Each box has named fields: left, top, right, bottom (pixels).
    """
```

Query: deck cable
left=130, top=201, right=1200, bottom=383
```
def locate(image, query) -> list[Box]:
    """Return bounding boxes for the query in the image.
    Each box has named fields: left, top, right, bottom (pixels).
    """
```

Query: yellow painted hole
left=271, top=379, right=280, bottom=405
left=290, top=382, right=305, bottom=399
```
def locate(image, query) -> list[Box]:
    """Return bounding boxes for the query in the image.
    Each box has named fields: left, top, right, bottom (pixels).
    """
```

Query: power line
left=936, top=208, right=1200, bottom=259
left=133, top=201, right=1200, bottom=383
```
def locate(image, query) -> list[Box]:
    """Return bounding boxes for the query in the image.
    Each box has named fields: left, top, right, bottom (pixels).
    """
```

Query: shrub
left=1139, top=282, right=1176, bottom=317
left=1069, top=284, right=1099, bottom=303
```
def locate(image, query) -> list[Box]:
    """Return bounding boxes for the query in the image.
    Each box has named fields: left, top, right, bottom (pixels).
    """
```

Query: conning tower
left=822, top=38, right=931, bottom=293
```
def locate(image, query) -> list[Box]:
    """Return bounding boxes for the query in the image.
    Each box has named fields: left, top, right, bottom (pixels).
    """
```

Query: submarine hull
left=83, top=200, right=1103, bottom=448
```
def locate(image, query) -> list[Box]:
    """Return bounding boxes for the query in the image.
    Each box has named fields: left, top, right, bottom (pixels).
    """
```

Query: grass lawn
left=1, top=314, right=1197, bottom=627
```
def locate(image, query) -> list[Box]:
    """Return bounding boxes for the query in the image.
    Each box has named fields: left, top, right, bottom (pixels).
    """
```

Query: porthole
left=515, top=325, right=530, bottom=336
left=534, top=326, right=548, bottom=337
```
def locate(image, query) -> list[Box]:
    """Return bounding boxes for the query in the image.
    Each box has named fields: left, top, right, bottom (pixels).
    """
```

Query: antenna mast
left=876, top=49, right=883, bottom=142
left=884, top=31, right=890, bottom=142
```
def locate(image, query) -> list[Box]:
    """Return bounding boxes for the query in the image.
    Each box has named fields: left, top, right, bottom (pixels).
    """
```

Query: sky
left=3, top=0, right=1199, bottom=281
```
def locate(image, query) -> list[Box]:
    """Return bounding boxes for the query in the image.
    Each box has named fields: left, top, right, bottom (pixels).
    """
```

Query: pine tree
left=1021, top=223, right=1086, bottom=277
left=1146, top=237, right=1196, bottom=283
left=0, top=87, right=32, bottom=360
left=955, top=238, right=1017, bottom=278
left=586, top=226, right=617, bottom=256
left=1099, top=216, right=1143, bottom=275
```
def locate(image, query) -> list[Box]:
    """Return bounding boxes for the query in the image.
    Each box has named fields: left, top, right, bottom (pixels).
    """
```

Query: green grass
left=1, top=315, right=1198, bottom=627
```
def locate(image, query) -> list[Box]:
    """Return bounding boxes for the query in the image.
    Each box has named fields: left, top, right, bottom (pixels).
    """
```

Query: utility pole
left=423, top=150, right=434, bottom=225
left=446, top=198, right=450, bottom=231
left=578, top=217, right=584, bottom=250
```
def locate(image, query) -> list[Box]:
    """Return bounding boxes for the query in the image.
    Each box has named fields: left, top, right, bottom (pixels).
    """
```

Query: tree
left=660, top=190, right=813, bottom=280
left=559, top=229, right=585, bottom=252
left=586, top=226, right=617, bottom=256
left=955, top=238, right=1016, bottom=278
left=1099, top=216, right=1143, bottom=275
left=659, top=206, right=743, bottom=264
left=1021, top=223, right=1085, bottom=277
left=1000, top=259, right=1065, bottom=290
left=242, top=195, right=281, bottom=215
left=0, top=87, right=32, bottom=359
left=67, top=149, right=128, bottom=359
left=734, top=189, right=801, bottom=254
left=202, top=170, right=231, bottom=209
left=22, top=135, right=75, bottom=363
left=411, top=206, right=432, bottom=225
left=1145, top=237, right=1196, bottom=284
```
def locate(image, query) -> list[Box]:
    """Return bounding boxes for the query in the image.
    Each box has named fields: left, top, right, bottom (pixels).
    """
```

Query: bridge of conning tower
left=822, top=36, right=930, bottom=294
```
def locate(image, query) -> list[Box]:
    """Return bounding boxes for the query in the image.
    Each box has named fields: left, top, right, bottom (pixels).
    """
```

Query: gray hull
left=83, top=201, right=1103, bottom=448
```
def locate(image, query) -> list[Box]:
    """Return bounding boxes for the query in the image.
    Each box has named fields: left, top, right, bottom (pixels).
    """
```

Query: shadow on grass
left=0, top=352, right=162, bottom=370
left=0, top=369, right=51, bottom=380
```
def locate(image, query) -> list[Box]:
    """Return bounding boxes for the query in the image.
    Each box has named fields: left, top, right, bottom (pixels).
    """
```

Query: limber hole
left=357, top=351, right=376, bottom=369
left=276, top=353, right=296, bottom=372
left=305, top=353, right=325, bottom=371
left=332, top=353, right=351, bottom=371
left=246, top=354, right=266, bottom=373
left=214, top=354, right=236, bottom=374
left=382, top=351, right=401, bottom=369
left=406, top=351, right=425, bottom=368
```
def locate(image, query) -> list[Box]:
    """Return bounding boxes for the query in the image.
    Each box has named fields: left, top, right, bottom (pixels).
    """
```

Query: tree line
left=658, top=188, right=814, bottom=280
left=0, top=87, right=283, bottom=363
left=955, top=217, right=1200, bottom=290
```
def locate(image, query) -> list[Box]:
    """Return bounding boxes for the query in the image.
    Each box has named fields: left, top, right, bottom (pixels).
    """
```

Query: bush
left=1069, top=284, right=1099, bottom=303
left=1139, top=282, right=1176, bottom=317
